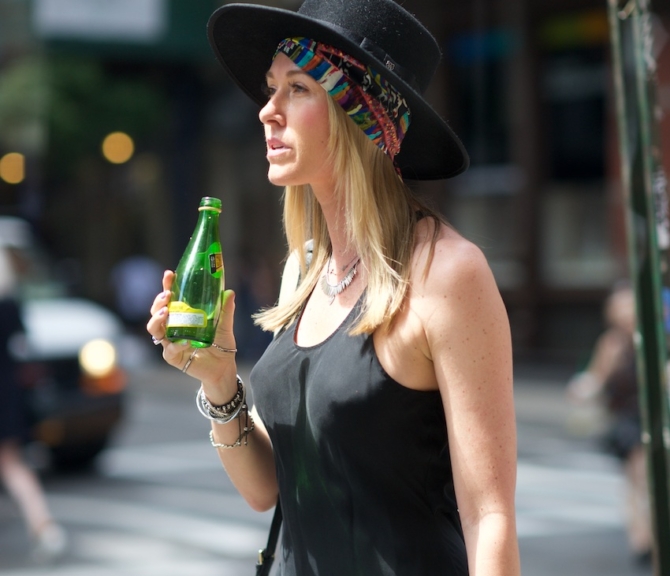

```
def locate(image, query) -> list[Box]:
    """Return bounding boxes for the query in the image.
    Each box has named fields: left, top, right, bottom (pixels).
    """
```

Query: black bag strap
left=256, top=241, right=308, bottom=574
left=256, top=501, right=282, bottom=576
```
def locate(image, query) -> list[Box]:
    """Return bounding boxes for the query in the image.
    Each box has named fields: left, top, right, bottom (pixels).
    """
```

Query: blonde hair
left=254, top=95, right=443, bottom=335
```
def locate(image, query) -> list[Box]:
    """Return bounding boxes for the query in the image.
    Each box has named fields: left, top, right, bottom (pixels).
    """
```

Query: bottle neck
left=193, top=210, right=220, bottom=243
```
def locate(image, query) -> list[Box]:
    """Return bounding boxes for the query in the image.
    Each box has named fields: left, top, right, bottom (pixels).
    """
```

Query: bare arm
left=418, top=237, right=520, bottom=576
left=565, top=330, right=630, bottom=404
left=147, top=270, right=278, bottom=511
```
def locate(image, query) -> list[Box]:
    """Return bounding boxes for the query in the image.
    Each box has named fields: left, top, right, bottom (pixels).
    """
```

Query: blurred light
left=0, top=153, right=26, bottom=184
left=540, top=10, right=609, bottom=50
left=79, top=339, right=117, bottom=377
left=102, top=132, right=134, bottom=164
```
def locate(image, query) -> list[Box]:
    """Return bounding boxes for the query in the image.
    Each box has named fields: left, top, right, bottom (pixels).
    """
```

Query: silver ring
left=151, top=336, right=163, bottom=346
left=182, top=348, right=197, bottom=374
left=211, top=343, right=237, bottom=354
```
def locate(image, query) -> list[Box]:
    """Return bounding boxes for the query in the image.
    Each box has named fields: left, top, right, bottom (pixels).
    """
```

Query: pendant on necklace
left=320, top=257, right=360, bottom=304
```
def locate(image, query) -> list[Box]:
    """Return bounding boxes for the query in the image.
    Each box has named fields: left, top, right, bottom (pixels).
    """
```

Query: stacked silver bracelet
left=198, top=376, right=256, bottom=449
left=196, top=376, right=246, bottom=424
left=208, top=414, right=255, bottom=449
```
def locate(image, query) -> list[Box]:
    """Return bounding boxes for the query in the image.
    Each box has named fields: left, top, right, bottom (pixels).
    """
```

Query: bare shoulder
left=373, top=219, right=509, bottom=390
left=411, top=220, right=497, bottom=303
left=409, top=220, right=509, bottom=360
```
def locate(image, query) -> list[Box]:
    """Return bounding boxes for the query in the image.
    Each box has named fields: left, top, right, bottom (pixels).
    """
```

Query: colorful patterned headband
left=274, top=37, right=411, bottom=161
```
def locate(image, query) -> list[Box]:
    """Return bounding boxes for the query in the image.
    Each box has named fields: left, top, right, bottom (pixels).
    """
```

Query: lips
left=266, top=137, right=291, bottom=159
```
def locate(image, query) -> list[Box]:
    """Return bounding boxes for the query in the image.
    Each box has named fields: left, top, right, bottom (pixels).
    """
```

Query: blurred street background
left=1, top=0, right=669, bottom=574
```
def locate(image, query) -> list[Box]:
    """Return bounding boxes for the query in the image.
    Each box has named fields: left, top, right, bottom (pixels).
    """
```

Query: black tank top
left=250, top=298, right=468, bottom=576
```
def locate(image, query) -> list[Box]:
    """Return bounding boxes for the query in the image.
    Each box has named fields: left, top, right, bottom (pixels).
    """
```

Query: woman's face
left=259, top=53, right=334, bottom=191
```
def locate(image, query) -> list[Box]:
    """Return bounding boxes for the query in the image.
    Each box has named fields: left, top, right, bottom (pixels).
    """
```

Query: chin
left=267, top=167, right=302, bottom=187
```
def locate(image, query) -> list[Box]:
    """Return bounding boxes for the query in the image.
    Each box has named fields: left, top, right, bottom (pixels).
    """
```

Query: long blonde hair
left=254, top=95, right=443, bottom=335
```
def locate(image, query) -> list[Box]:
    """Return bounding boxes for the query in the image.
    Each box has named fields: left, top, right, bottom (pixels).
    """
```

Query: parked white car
left=0, top=216, right=126, bottom=470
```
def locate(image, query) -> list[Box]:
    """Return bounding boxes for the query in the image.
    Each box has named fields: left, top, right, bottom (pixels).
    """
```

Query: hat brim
left=207, top=4, right=469, bottom=181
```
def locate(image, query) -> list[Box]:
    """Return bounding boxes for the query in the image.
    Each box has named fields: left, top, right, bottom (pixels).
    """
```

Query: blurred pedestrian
left=111, top=254, right=164, bottom=334
left=234, top=260, right=275, bottom=362
left=566, top=283, right=652, bottom=565
left=0, top=246, right=67, bottom=563
left=148, top=1, right=520, bottom=574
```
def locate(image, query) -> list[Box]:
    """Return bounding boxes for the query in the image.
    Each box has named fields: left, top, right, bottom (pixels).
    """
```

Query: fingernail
left=159, top=308, right=167, bottom=316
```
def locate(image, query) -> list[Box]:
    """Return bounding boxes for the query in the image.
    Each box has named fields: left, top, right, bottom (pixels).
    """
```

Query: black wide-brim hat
left=207, top=0, right=469, bottom=181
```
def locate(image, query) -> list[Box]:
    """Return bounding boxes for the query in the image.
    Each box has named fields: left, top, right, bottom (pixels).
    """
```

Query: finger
left=149, top=289, right=171, bottom=317
left=213, top=290, right=237, bottom=348
left=146, top=305, right=168, bottom=338
left=162, top=340, right=191, bottom=368
left=148, top=271, right=173, bottom=316
left=162, top=270, right=174, bottom=292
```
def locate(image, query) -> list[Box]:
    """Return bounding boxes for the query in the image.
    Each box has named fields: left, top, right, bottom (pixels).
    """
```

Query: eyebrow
left=265, top=69, right=311, bottom=80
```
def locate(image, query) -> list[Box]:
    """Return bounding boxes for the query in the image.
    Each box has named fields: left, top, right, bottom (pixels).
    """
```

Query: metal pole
left=607, top=0, right=670, bottom=573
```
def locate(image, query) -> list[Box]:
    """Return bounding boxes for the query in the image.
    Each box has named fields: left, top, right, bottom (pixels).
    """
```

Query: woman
left=148, top=1, right=520, bottom=574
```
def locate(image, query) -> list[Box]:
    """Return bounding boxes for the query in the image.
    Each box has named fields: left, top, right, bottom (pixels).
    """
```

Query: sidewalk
left=514, top=368, right=572, bottom=426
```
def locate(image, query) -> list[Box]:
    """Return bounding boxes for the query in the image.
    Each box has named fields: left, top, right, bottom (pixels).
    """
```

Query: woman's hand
left=147, top=271, right=278, bottom=510
left=146, top=270, right=238, bottom=404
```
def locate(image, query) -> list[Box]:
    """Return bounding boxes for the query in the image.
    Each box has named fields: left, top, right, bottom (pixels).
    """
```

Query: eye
left=289, top=82, right=308, bottom=93
left=261, top=83, right=276, bottom=99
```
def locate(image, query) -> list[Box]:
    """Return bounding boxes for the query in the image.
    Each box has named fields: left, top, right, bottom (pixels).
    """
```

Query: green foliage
left=0, top=55, right=168, bottom=179
left=45, top=56, right=168, bottom=180
left=0, top=56, right=48, bottom=152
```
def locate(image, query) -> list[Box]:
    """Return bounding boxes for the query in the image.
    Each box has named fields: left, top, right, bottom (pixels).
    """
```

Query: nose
left=259, top=93, right=284, bottom=126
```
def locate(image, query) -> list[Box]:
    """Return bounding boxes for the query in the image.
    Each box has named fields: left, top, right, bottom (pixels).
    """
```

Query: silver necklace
left=320, top=255, right=360, bottom=304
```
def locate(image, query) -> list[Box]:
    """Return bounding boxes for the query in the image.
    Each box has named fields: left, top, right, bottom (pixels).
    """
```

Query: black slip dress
left=250, top=297, right=469, bottom=576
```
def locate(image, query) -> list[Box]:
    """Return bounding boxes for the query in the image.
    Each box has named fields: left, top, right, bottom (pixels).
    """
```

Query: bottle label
left=166, top=301, right=207, bottom=328
left=207, top=242, right=223, bottom=278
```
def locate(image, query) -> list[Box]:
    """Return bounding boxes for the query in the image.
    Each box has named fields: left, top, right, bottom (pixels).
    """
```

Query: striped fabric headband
left=274, top=37, right=411, bottom=161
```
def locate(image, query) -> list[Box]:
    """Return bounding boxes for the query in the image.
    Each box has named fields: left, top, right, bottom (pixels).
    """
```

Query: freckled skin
left=373, top=220, right=519, bottom=574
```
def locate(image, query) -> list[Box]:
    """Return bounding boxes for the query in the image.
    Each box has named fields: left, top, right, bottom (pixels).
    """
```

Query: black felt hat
left=207, top=0, right=469, bottom=181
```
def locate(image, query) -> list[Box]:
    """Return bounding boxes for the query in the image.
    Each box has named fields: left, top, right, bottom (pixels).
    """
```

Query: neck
left=311, top=181, right=357, bottom=269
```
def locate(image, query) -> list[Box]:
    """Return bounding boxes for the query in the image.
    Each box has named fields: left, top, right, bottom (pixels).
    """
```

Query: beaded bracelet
left=203, top=376, right=245, bottom=415
left=196, top=376, right=246, bottom=424
left=209, top=406, right=255, bottom=448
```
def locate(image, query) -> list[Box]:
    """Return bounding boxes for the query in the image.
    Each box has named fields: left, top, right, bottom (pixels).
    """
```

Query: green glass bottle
left=166, top=196, right=224, bottom=347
